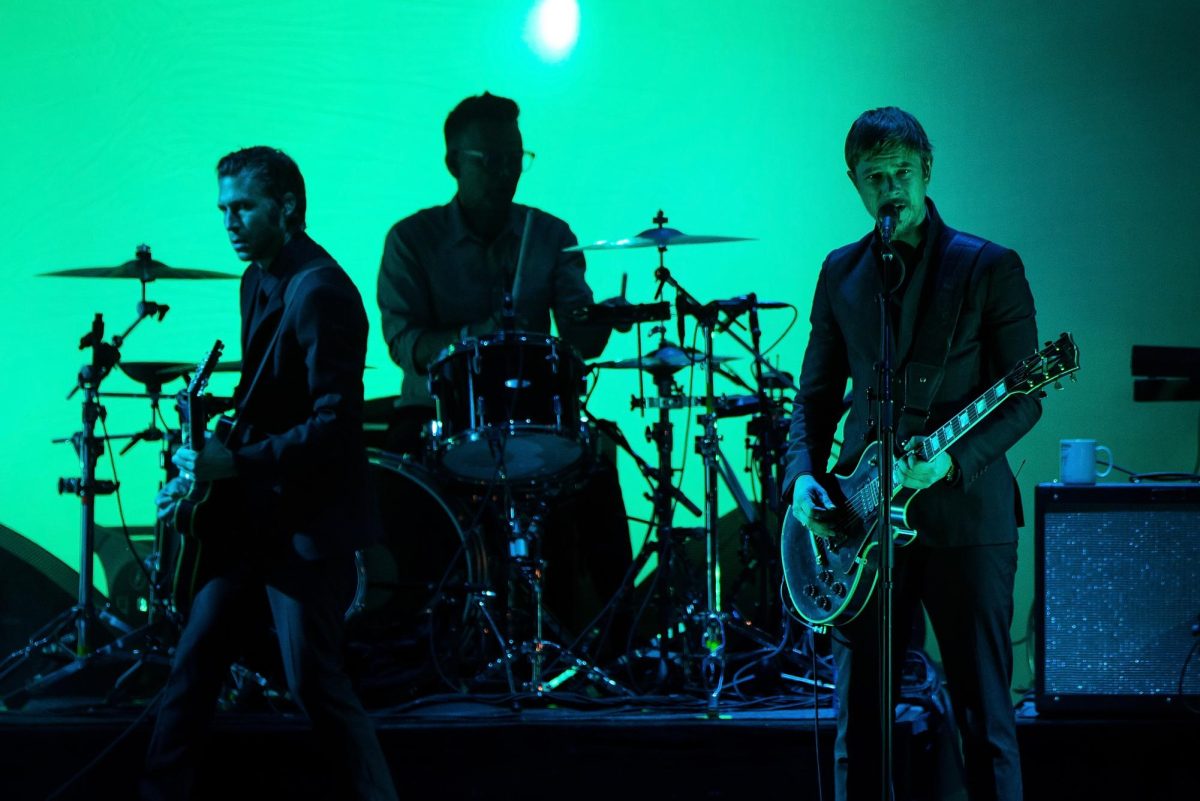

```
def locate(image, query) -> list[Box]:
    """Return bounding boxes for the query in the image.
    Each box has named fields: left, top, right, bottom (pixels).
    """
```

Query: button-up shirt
left=377, top=198, right=608, bottom=408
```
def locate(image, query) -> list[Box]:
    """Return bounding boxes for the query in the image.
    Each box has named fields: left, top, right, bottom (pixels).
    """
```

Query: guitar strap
left=897, top=231, right=987, bottom=442
left=227, top=261, right=337, bottom=441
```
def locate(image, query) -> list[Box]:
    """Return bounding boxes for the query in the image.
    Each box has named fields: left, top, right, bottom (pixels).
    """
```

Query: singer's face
left=849, top=147, right=930, bottom=246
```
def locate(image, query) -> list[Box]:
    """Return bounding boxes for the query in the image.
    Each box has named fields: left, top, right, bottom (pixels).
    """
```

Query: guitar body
left=780, top=441, right=918, bottom=627
left=780, top=332, right=1080, bottom=628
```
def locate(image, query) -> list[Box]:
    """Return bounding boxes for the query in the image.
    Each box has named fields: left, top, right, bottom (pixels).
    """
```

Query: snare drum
left=428, top=332, right=588, bottom=483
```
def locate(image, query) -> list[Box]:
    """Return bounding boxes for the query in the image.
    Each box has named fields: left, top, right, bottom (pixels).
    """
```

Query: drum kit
left=1, top=213, right=808, bottom=712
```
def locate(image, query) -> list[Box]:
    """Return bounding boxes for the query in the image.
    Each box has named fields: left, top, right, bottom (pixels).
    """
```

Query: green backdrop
left=2, top=0, right=1198, bottom=698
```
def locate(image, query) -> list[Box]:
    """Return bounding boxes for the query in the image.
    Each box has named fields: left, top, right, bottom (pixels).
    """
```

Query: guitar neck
left=186, top=396, right=206, bottom=451
left=898, top=374, right=1011, bottom=485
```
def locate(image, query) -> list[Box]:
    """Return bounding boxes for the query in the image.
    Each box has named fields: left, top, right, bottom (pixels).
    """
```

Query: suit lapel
left=839, top=244, right=884, bottom=351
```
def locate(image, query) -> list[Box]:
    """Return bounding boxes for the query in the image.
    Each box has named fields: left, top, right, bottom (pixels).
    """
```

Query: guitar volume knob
left=831, top=582, right=847, bottom=597
left=804, top=584, right=819, bottom=598
left=816, top=596, right=832, bottom=611
left=818, top=570, right=835, bottom=584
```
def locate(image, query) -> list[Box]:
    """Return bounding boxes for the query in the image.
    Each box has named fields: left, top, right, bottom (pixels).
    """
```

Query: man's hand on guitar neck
left=172, top=434, right=237, bottom=482
left=791, top=474, right=838, bottom=539
left=896, top=438, right=955, bottom=489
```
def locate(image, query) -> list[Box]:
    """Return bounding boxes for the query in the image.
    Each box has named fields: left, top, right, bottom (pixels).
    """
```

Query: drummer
left=378, top=91, right=625, bottom=452
left=376, top=91, right=632, bottom=644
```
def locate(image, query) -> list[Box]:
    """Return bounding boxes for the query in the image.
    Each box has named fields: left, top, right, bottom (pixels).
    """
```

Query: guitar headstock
left=184, top=340, right=224, bottom=405
left=1009, top=332, right=1079, bottom=395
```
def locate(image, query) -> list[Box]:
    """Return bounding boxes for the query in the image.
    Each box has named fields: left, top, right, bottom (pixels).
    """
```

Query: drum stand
left=475, top=490, right=632, bottom=698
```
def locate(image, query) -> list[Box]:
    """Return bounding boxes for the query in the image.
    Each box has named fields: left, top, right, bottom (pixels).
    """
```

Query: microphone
left=713, top=294, right=790, bottom=311
left=877, top=203, right=900, bottom=245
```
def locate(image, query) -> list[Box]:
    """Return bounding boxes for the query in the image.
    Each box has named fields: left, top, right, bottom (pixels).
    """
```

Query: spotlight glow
left=525, top=0, right=580, bottom=62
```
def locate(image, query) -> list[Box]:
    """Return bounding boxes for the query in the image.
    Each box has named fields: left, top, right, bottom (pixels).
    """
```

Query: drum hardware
left=458, top=481, right=634, bottom=699
left=575, top=211, right=812, bottom=710
left=40, top=244, right=239, bottom=282
left=3, top=248, right=240, bottom=707
left=1, top=295, right=182, bottom=706
left=563, top=212, right=753, bottom=252
left=571, top=300, right=671, bottom=327
left=428, top=331, right=589, bottom=485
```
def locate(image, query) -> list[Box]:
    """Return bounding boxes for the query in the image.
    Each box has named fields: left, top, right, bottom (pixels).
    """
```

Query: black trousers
left=831, top=541, right=1022, bottom=801
left=141, top=544, right=398, bottom=801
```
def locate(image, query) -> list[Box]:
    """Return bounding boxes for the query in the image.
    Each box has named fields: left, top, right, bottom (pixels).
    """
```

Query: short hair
left=443, top=92, right=520, bottom=150
left=844, top=107, right=933, bottom=178
left=216, top=146, right=307, bottom=232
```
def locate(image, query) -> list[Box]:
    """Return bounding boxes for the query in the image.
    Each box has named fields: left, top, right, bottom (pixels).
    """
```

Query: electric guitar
left=169, top=340, right=231, bottom=609
left=781, top=332, right=1080, bottom=628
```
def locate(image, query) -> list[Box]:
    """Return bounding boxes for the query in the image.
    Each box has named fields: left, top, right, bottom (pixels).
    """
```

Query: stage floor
left=1, top=695, right=1196, bottom=801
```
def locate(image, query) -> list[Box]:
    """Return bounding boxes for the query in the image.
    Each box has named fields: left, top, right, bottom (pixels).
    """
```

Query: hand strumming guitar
left=791, top=474, right=838, bottom=539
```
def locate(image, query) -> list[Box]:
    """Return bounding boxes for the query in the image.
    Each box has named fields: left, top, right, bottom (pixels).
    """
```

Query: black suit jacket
left=783, top=199, right=1041, bottom=547
left=229, top=232, right=376, bottom=559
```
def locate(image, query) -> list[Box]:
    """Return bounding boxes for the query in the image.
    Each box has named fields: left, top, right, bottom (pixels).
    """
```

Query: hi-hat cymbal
left=591, top=344, right=736, bottom=375
left=565, top=226, right=753, bottom=253
left=40, top=245, right=238, bottom=281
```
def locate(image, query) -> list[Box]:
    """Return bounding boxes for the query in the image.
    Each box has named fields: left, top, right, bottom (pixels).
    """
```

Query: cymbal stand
left=628, top=353, right=705, bottom=688
left=653, top=263, right=732, bottom=716
left=2, top=297, right=170, bottom=708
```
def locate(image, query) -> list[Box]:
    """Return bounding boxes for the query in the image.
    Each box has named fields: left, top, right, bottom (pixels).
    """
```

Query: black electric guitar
left=169, top=340, right=232, bottom=609
left=781, top=332, right=1080, bottom=628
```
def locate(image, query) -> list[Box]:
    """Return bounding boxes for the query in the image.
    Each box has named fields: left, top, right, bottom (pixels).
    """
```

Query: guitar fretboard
left=913, top=378, right=1009, bottom=465
left=848, top=374, right=1011, bottom=514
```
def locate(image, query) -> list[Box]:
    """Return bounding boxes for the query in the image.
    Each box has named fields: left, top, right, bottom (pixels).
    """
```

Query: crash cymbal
left=566, top=226, right=753, bottom=253
left=40, top=245, right=238, bottom=281
left=591, top=344, right=736, bottom=375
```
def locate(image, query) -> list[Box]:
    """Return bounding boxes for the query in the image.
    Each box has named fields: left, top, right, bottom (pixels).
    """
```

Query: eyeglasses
left=455, top=149, right=536, bottom=174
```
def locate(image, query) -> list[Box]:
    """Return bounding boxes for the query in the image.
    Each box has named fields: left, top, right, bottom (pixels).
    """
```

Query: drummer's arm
left=551, top=229, right=611, bottom=359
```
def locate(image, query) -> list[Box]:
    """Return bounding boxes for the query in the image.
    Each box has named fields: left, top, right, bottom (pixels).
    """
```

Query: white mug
left=1060, top=439, right=1114, bottom=484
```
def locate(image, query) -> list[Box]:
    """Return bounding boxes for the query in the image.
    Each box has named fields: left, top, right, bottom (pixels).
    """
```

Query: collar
left=253, top=231, right=314, bottom=292
left=447, top=196, right=527, bottom=245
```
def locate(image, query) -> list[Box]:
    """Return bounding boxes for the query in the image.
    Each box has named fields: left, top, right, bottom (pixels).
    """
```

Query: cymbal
left=591, top=344, right=736, bottom=375
left=565, top=226, right=753, bottom=253
left=42, top=262, right=238, bottom=281
left=41, top=245, right=237, bottom=281
left=118, top=360, right=241, bottom=388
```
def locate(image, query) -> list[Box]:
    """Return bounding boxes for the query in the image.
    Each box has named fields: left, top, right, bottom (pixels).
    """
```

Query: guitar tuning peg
left=1054, top=380, right=1063, bottom=390
left=1070, top=374, right=1078, bottom=382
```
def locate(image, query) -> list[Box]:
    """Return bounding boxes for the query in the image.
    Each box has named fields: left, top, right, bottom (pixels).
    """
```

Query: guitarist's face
left=218, top=172, right=292, bottom=267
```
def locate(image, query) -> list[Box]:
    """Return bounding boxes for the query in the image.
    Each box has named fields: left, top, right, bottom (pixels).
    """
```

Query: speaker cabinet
left=1035, top=483, right=1200, bottom=714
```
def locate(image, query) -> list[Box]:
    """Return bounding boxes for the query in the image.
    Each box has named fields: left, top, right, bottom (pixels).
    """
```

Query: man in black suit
left=143, top=147, right=398, bottom=801
left=786, top=108, right=1039, bottom=801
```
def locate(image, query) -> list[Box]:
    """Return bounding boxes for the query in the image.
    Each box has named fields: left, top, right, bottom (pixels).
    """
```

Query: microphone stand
left=874, top=234, right=903, bottom=801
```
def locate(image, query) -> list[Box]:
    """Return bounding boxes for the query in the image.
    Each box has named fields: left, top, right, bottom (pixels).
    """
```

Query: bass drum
left=344, top=453, right=492, bottom=702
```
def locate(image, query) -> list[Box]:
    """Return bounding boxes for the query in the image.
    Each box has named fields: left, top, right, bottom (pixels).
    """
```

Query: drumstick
left=512, top=208, right=534, bottom=309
